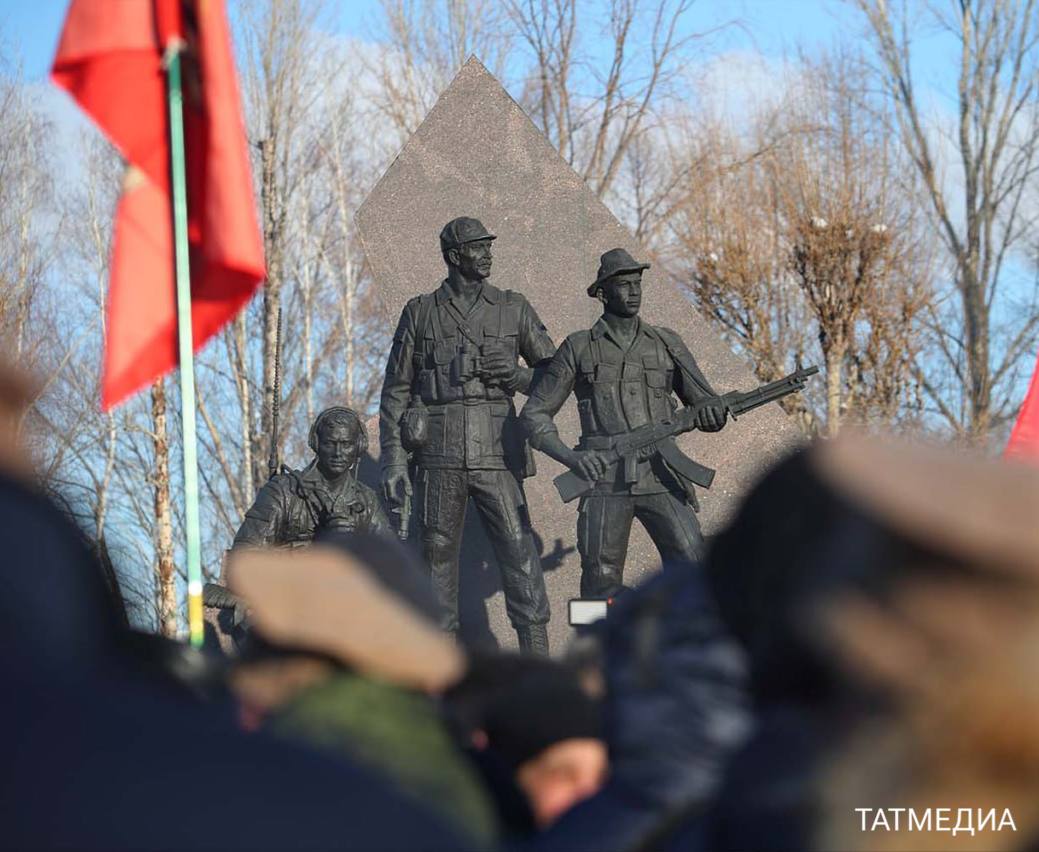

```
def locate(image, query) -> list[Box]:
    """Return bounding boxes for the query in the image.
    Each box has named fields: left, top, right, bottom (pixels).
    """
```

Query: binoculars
left=451, top=342, right=486, bottom=385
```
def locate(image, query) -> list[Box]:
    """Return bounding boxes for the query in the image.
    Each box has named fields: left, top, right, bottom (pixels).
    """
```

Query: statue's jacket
left=232, top=461, right=391, bottom=548
left=522, top=317, right=718, bottom=494
left=380, top=281, right=556, bottom=474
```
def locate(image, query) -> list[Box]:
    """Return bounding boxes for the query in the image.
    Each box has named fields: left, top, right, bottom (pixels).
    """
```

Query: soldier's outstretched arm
left=520, top=339, right=579, bottom=466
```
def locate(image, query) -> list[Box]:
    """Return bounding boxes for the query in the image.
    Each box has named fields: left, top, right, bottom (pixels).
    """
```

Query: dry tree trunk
left=150, top=378, right=177, bottom=638
left=853, top=0, right=1039, bottom=444
left=259, top=134, right=282, bottom=488
left=231, top=314, right=255, bottom=501
left=328, top=110, right=356, bottom=405
left=824, top=339, right=846, bottom=437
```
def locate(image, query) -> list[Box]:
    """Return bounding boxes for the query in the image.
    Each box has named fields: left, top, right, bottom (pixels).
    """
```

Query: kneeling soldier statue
left=232, top=406, right=391, bottom=549
left=208, top=406, right=389, bottom=650
left=380, top=217, right=556, bottom=654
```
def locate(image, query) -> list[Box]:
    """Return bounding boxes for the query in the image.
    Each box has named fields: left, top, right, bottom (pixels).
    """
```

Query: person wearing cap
left=442, top=653, right=607, bottom=833
left=232, top=406, right=391, bottom=549
left=520, top=248, right=729, bottom=598
left=379, top=217, right=557, bottom=654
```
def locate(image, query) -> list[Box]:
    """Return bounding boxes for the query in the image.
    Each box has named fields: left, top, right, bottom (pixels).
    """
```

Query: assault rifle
left=553, top=365, right=818, bottom=503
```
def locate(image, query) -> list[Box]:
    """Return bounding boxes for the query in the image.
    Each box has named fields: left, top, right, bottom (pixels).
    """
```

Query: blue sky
left=3, top=0, right=935, bottom=82
left=3, top=0, right=376, bottom=79
left=4, top=0, right=958, bottom=142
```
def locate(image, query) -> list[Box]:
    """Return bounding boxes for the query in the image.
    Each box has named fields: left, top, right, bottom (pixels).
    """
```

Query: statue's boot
left=516, top=623, right=549, bottom=656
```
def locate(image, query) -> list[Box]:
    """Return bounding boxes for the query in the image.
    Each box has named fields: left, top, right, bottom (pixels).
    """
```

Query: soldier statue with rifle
left=520, top=248, right=816, bottom=599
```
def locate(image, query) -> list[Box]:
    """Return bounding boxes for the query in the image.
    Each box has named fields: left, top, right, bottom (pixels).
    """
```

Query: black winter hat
left=480, top=660, right=602, bottom=770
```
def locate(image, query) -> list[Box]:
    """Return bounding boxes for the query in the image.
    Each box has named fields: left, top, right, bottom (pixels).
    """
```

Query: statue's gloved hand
left=382, top=464, right=412, bottom=506
left=695, top=402, right=728, bottom=432
left=570, top=449, right=611, bottom=482
left=479, top=342, right=517, bottom=383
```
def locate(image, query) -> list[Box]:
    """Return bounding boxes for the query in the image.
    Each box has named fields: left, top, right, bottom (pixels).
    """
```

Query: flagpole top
left=162, top=38, right=187, bottom=69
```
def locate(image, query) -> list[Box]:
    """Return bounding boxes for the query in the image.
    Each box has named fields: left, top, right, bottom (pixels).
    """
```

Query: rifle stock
left=554, top=468, right=594, bottom=503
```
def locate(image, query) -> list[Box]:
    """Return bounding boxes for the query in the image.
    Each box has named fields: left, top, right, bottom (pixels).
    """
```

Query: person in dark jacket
left=0, top=358, right=474, bottom=851
left=443, top=653, right=607, bottom=836
left=666, top=434, right=1039, bottom=852
left=518, top=559, right=752, bottom=852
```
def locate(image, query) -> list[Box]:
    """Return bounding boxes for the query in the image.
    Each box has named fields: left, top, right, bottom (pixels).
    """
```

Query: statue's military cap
left=439, top=217, right=496, bottom=252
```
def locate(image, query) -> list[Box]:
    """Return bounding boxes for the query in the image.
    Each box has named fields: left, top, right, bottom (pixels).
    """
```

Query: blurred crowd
left=4, top=357, right=1039, bottom=852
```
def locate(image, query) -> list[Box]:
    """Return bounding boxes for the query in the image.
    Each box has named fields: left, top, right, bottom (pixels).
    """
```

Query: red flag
left=52, top=0, right=265, bottom=409
left=1007, top=350, right=1039, bottom=460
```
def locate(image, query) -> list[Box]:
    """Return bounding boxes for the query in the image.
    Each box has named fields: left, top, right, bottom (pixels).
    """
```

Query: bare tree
left=23, top=125, right=179, bottom=630
left=669, top=51, right=932, bottom=436
left=365, top=0, right=514, bottom=143
left=363, top=0, right=705, bottom=206
left=0, top=72, right=55, bottom=376
left=150, top=379, right=177, bottom=636
left=507, top=0, right=703, bottom=200
left=239, top=0, right=328, bottom=488
left=852, top=0, right=1039, bottom=444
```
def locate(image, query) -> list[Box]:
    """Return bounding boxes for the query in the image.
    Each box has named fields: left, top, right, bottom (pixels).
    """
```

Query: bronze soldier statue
left=380, top=217, right=556, bottom=654
left=520, top=248, right=729, bottom=599
left=232, top=406, right=391, bottom=548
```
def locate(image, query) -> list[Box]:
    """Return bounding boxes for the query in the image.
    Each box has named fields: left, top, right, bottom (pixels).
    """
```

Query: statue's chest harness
left=414, top=293, right=520, bottom=403
left=575, top=331, right=674, bottom=436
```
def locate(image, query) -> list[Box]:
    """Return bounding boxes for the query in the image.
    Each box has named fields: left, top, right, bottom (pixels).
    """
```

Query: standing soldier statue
left=520, top=249, right=730, bottom=599
left=380, top=217, right=556, bottom=654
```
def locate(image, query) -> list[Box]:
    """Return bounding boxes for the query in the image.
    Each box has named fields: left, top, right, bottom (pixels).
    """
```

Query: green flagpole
left=165, top=41, right=204, bottom=647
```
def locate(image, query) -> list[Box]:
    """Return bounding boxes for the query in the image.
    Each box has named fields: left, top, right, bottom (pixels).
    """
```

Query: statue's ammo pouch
left=400, top=394, right=429, bottom=452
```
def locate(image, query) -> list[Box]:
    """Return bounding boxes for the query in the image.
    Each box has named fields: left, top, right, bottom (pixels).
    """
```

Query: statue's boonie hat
left=439, top=217, right=497, bottom=252
left=589, top=247, right=650, bottom=296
